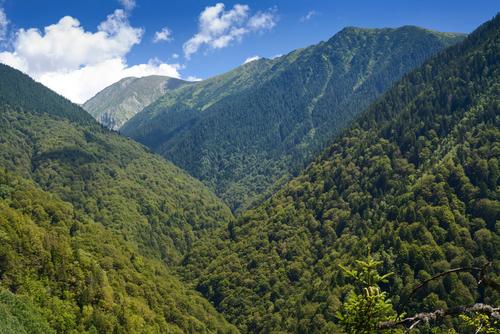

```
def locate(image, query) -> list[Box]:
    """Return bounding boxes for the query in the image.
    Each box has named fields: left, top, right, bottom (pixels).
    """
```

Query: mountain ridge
left=83, top=75, right=189, bottom=130
left=179, top=14, right=500, bottom=333
left=0, top=63, right=238, bottom=333
left=122, top=25, right=465, bottom=211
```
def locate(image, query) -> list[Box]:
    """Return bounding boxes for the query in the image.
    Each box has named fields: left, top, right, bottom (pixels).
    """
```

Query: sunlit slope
left=123, top=26, right=465, bottom=211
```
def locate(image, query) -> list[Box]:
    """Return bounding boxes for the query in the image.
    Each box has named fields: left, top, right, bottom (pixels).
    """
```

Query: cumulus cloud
left=0, top=9, right=182, bottom=103
left=153, top=27, right=173, bottom=43
left=300, top=10, right=318, bottom=22
left=248, top=11, right=276, bottom=30
left=39, top=59, right=181, bottom=103
left=186, top=75, right=202, bottom=82
left=183, top=3, right=277, bottom=59
left=1, top=11, right=142, bottom=74
left=243, top=55, right=260, bottom=64
left=119, top=0, right=136, bottom=11
left=0, top=7, right=8, bottom=40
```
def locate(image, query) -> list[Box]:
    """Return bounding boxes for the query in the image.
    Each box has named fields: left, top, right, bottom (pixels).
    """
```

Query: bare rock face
left=83, top=75, right=189, bottom=130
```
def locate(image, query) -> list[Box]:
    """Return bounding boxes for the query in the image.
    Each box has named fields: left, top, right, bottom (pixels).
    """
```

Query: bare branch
left=378, top=303, right=500, bottom=330
left=410, top=264, right=488, bottom=298
left=403, top=319, right=420, bottom=334
left=402, top=262, right=499, bottom=311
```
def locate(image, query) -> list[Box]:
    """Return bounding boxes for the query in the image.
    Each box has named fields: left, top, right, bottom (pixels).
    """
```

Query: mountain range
left=119, top=26, right=464, bottom=211
left=83, top=75, right=189, bottom=130
left=178, top=14, right=499, bottom=332
left=0, top=14, right=498, bottom=334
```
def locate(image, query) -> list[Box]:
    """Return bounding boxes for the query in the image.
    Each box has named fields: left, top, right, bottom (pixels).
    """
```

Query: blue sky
left=0, top=0, right=498, bottom=102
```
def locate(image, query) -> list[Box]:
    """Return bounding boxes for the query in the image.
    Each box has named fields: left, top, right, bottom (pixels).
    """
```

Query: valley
left=0, top=3, right=497, bottom=333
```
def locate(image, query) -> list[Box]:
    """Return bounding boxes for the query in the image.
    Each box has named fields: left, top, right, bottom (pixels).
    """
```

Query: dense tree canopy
left=0, top=168, right=237, bottom=333
left=122, top=26, right=464, bottom=211
left=0, top=64, right=237, bottom=333
left=0, top=13, right=497, bottom=334
left=180, top=14, right=500, bottom=333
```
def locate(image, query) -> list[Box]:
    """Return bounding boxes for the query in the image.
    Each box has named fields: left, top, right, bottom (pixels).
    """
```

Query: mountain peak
left=83, top=75, right=189, bottom=130
left=331, top=24, right=465, bottom=43
left=121, top=24, right=465, bottom=211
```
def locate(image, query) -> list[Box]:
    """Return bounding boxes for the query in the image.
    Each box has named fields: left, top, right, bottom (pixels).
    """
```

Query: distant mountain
left=0, top=64, right=237, bottom=333
left=181, top=15, right=500, bottom=333
left=122, top=26, right=465, bottom=211
left=83, top=75, right=189, bottom=130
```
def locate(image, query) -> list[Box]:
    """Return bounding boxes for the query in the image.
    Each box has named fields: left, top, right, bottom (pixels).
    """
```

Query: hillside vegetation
left=0, top=64, right=237, bottom=333
left=180, top=15, right=500, bottom=333
left=122, top=26, right=464, bottom=211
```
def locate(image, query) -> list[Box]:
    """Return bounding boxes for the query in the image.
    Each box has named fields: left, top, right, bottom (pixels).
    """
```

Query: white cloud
left=0, top=9, right=182, bottom=103
left=243, top=55, right=260, bottom=64
left=248, top=11, right=276, bottom=30
left=0, top=7, right=8, bottom=40
left=153, top=27, right=173, bottom=43
left=119, top=0, right=136, bottom=11
left=183, top=3, right=277, bottom=59
left=39, top=59, right=181, bottom=103
left=186, top=75, right=202, bottom=82
left=172, top=53, right=179, bottom=59
left=300, top=10, right=318, bottom=22
left=2, top=11, right=142, bottom=74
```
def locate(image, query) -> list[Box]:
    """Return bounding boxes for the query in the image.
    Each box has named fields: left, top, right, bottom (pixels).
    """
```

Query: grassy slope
left=83, top=75, right=189, bottom=130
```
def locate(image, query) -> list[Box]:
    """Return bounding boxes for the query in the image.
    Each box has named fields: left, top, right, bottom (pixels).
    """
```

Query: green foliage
left=180, top=14, right=500, bottom=333
left=458, top=313, right=499, bottom=333
left=122, top=26, right=464, bottom=211
left=0, top=64, right=237, bottom=332
left=0, top=14, right=497, bottom=334
left=0, top=168, right=238, bottom=333
left=337, top=257, right=399, bottom=334
left=0, top=65, right=234, bottom=263
left=0, top=65, right=94, bottom=125
left=83, top=75, right=189, bottom=130
left=0, top=289, right=55, bottom=334
left=339, top=258, right=394, bottom=290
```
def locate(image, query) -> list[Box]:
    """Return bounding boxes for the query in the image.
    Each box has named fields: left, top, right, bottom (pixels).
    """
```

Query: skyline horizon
left=0, top=1, right=497, bottom=103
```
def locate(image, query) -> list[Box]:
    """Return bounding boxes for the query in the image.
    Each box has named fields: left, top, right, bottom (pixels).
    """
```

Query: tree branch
left=410, top=264, right=488, bottom=298
left=403, top=262, right=498, bottom=311
left=378, top=303, right=500, bottom=330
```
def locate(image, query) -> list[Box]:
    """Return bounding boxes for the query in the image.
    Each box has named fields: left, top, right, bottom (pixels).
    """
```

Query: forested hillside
left=0, top=169, right=237, bottom=333
left=0, top=288, right=54, bottom=334
left=0, top=64, right=237, bottom=333
left=180, top=15, right=500, bottom=333
left=122, top=26, right=464, bottom=211
left=83, top=75, right=189, bottom=130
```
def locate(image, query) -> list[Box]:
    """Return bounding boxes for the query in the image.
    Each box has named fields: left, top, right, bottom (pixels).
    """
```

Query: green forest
left=0, top=168, right=237, bottom=333
left=0, top=64, right=237, bottom=333
left=122, top=26, right=464, bottom=212
left=179, top=14, right=500, bottom=333
left=0, top=8, right=498, bottom=334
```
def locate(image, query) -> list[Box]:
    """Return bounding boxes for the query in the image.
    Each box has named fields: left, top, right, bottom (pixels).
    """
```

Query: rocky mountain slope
left=83, top=75, right=189, bottom=130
